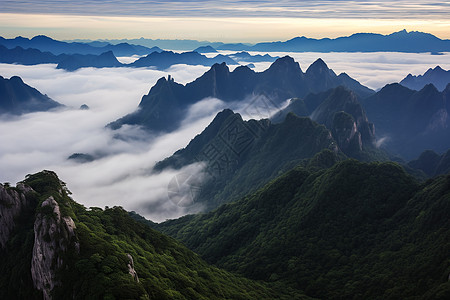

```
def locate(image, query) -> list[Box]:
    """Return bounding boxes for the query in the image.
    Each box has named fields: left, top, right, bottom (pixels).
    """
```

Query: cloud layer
left=2, top=1, right=450, bottom=19
left=0, top=52, right=449, bottom=221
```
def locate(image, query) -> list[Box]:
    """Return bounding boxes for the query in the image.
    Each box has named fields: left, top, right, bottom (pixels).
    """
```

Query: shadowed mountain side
left=156, top=159, right=450, bottom=299
left=408, top=149, right=450, bottom=177
left=154, top=109, right=342, bottom=209
left=56, top=51, right=123, bottom=71
left=110, top=56, right=374, bottom=132
left=273, top=86, right=379, bottom=160
left=361, top=83, right=450, bottom=159
left=0, top=75, right=62, bottom=115
left=400, top=66, right=450, bottom=91
left=130, top=51, right=237, bottom=69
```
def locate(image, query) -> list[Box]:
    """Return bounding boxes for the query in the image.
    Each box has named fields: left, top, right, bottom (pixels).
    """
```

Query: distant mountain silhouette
left=228, top=51, right=278, bottom=62
left=0, top=45, right=62, bottom=65
left=130, top=51, right=237, bottom=70
left=400, top=66, right=450, bottom=91
left=0, top=75, right=62, bottom=115
left=217, top=30, right=450, bottom=53
left=274, top=86, right=378, bottom=160
left=193, top=45, right=217, bottom=53
left=361, top=83, right=450, bottom=159
left=0, top=45, right=238, bottom=71
left=109, top=56, right=374, bottom=132
left=56, top=51, right=123, bottom=71
left=0, top=35, right=158, bottom=56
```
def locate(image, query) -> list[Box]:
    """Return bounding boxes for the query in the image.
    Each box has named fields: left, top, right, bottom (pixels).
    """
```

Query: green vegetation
left=1, top=171, right=309, bottom=299
left=157, top=160, right=450, bottom=299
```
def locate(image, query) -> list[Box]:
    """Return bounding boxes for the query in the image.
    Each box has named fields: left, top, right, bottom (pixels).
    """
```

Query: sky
left=1, top=0, right=449, bottom=42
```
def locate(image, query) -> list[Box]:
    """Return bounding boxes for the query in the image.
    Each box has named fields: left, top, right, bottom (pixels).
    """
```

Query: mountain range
left=361, top=83, right=450, bottom=159
left=0, top=35, right=161, bottom=56
left=109, top=56, right=374, bottom=132
left=76, top=30, right=450, bottom=53
left=400, top=66, right=450, bottom=91
left=0, top=43, right=274, bottom=71
left=0, top=75, right=62, bottom=115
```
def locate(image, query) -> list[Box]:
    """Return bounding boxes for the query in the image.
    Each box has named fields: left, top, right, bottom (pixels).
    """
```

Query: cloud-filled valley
left=1, top=51, right=449, bottom=222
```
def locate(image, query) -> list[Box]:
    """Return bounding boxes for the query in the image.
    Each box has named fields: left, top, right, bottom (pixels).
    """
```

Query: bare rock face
left=0, top=183, right=34, bottom=248
left=127, top=253, right=139, bottom=283
left=31, top=196, right=79, bottom=300
left=332, top=111, right=363, bottom=152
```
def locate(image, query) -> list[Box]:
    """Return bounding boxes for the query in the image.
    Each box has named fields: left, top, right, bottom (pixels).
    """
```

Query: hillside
left=0, top=171, right=308, bottom=299
left=156, top=159, right=450, bottom=299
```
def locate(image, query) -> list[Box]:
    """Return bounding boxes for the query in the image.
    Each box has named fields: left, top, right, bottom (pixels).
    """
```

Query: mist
left=0, top=51, right=448, bottom=222
left=244, top=51, right=450, bottom=90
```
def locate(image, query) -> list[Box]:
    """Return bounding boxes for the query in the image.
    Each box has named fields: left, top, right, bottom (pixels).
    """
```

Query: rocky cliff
left=31, top=196, right=79, bottom=300
left=0, top=183, right=35, bottom=248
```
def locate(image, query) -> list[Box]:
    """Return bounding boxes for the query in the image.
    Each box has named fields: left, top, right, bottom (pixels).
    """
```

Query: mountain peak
left=306, top=58, right=330, bottom=74
left=267, top=56, right=302, bottom=73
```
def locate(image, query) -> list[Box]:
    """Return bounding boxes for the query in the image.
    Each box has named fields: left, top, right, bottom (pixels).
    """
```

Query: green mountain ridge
left=0, top=171, right=308, bottom=299
left=156, top=159, right=450, bottom=299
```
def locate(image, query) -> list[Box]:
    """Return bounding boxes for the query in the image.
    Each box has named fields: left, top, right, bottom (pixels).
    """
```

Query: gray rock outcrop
left=127, top=253, right=139, bottom=283
left=0, top=183, right=34, bottom=248
left=31, top=196, right=79, bottom=300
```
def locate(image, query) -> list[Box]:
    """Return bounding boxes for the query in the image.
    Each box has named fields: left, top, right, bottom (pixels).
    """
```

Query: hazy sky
left=1, top=0, right=449, bottom=41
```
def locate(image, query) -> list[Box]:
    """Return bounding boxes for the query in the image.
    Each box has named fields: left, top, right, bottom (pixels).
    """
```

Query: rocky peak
left=31, top=196, right=79, bottom=300
left=306, top=58, right=334, bottom=76
left=265, top=56, right=302, bottom=74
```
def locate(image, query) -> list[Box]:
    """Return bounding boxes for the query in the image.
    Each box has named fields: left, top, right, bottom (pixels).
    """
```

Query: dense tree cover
left=155, top=110, right=343, bottom=210
left=0, top=171, right=309, bottom=299
left=157, top=159, right=450, bottom=299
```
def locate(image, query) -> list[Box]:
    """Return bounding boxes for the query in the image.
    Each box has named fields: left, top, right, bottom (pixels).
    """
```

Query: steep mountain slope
left=110, top=56, right=373, bottom=132
left=273, top=86, right=380, bottom=160
left=408, top=149, right=450, bottom=177
left=156, top=160, right=450, bottom=299
left=0, top=76, right=62, bottom=115
left=154, top=109, right=341, bottom=210
left=0, top=171, right=307, bottom=300
left=361, top=83, right=450, bottom=159
left=400, top=66, right=450, bottom=91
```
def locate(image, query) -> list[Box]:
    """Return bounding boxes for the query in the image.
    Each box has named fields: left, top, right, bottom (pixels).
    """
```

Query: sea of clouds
left=0, top=51, right=449, bottom=222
